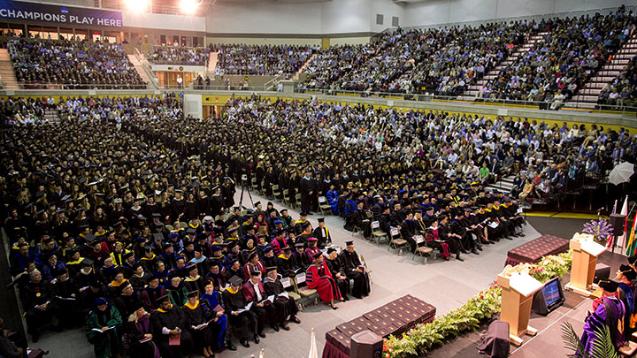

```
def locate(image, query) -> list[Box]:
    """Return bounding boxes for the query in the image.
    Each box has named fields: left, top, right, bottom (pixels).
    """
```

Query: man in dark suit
left=241, top=270, right=275, bottom=334
left=299, top=170, right=315, bottom=214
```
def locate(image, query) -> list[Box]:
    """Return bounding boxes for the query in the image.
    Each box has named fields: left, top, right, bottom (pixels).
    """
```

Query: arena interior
left=0, top=0, right=637, bottom=357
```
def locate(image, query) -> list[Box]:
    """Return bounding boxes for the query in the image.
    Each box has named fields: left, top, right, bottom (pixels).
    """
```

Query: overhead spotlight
left=179, top=0, right=200, bottom=15
left=124, top=0, right=150, bottom=13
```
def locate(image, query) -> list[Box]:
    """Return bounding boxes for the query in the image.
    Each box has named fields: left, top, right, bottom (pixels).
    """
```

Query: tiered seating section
left=8, top=37, right=146, bottom=89
left=148, top=45, right=211, bottom=65
left=214, top=44, right=313, bottom=76
left=300, top=8, right=637, bottom=108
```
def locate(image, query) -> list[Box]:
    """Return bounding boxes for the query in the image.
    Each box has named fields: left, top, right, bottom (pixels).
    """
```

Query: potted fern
left=561, top=322, right=619, bottom=358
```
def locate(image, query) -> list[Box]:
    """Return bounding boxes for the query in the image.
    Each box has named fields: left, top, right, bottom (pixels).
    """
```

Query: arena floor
left=35, top=188, right=547, bottom=358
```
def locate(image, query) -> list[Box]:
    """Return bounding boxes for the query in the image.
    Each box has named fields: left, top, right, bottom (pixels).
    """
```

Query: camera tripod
left=238, top=179, right=254, bottom=209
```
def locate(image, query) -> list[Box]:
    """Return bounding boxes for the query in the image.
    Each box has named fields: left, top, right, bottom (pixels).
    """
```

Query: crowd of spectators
left=214, top=44, right=313, bottom=76
left=148, top=46, right=211, bottom=66
left=479, top=8, right=636, bottom=108
left=599, top=55, right=637, bottom=107
left=8, top=36, right=146, bottom=89
left=299, top=8, right=637, bottom=107
left=301, top=44, right=366, bottom=90
left=0, top=95, right=378, bottom=358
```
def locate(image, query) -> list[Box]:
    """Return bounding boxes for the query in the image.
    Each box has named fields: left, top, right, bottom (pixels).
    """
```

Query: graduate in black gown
left=182, top=290, right=216, bottom=358
left=263, top=266, right=301, bottom=330
left=150, top=294, right=194, bottom=358
left=338, top=241, right=370, bottom=299
left=221, top=276, right=258, bottom=348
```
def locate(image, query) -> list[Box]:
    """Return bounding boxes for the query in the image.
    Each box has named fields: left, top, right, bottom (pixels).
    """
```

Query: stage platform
left=428, top=250, right=627, bottom=358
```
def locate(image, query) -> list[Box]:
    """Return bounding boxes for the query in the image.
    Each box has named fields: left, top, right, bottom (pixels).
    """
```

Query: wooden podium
left=496, top=271, right=543, bottom=346
left=565, top=233, right=606, bottom=297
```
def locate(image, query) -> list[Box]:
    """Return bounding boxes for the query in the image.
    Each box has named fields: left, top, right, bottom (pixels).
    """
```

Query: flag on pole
left=612, top=199, right=618, bottom=214
left=625, top=212, right=637, bottom=256
left=308, top=328, right=318, bottom=358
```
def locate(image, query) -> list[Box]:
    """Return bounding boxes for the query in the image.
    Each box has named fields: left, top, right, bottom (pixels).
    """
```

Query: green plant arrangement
left=561, top=321, right=619, bottom=358
left=383, top=250, right=573, bottom=358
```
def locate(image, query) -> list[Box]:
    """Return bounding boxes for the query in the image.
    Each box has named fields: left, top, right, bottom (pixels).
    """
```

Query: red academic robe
left=306, top=261, right=342, bottom=303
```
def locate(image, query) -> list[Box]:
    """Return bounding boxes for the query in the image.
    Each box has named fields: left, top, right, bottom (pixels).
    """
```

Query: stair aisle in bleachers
left=462, top=32, right=549, bottom=98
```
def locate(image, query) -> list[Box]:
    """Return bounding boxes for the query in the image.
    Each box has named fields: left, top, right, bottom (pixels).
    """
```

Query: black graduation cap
left=247, top=251, right=258, bottom=261
left=318, top=218, right=325, bottom=223
left=187, top=290, right=199, bottom=298
left=229, top=276, right=243, bottom=286
left=119, top=281, right=132, bottom=290
left=155, top=293, right=171, bottom=304
left=186, top=263, right=198, bottom=272
left=300, top=211, right=308, bottom=217
left=598, top=279, right=619, bottom=292
left=301, top=222, right=311, bottom=230
left=123, top=251, right=135, bottom=259
left=629, top=255, right=637, bottom=266
left=207, top=259, right=220, bottom=267
left=327, top=248, right=337, bottom=254
left=250, top=269, right=261, bottom=276
left=254, top=201, right=261, bottom=207
left=313, top=251, right=323, bottom=259
left=131, top=300, right=144, bottom=312
left=345, top=241, right=354, bottom=246
left=294, top=243, right=305, bottom=248
left=263, top=245, right=273, bottom=254
left=81, top=258, right=94, bottom=267
left=266, top=266, right=277, bottom=273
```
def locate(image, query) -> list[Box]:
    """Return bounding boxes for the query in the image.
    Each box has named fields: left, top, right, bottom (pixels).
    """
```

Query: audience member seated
left=8, top=36, right=145, bottom=89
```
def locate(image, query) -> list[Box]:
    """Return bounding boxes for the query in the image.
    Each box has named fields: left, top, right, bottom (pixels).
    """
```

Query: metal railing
left=295, top=87, right=637, bottom=115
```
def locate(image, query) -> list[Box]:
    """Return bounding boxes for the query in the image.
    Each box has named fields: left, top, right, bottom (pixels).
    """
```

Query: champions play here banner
left=0, top=0, right=123, bottom=27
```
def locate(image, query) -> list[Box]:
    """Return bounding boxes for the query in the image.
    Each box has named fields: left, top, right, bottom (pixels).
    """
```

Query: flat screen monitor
left=532, top=277, right=565, bottom=316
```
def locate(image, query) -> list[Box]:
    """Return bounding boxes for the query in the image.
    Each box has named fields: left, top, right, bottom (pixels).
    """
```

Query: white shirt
left=252, top=282, right=262, bottom=302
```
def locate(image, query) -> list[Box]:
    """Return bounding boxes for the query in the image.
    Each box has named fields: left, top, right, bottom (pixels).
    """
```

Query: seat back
left=318, top=196, right=328, bottom=204
left=371, top=220, right=380, bottom=230
left=414, top=235, right=425, bottom=245
left=390, top=226, right=400, bottom=239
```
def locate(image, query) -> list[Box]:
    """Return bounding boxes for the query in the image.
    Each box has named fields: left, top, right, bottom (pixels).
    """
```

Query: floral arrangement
left=383, top=250, right=573, bottom=358
left=582, top=219, right=614, bottom=244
